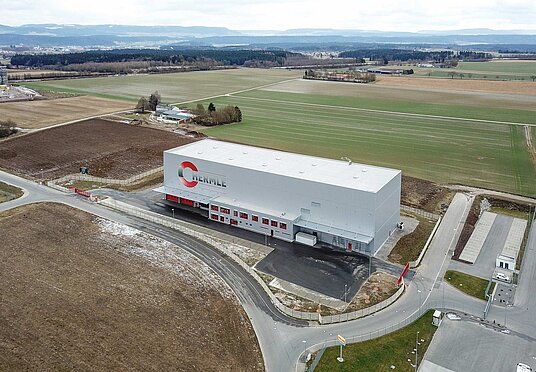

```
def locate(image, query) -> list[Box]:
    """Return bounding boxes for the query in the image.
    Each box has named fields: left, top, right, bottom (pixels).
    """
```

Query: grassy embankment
left=315, top=310, right=437, bottom=372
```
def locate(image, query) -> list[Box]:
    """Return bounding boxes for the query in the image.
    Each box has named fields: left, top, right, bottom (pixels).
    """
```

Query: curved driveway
left=2, top=171, right=533, bottom=372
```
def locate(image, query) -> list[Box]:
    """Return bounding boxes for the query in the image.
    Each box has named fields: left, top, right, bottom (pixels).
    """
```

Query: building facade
left=155, top=139, right=401, bottom=255
left=0, top=66, right=8, bottom=86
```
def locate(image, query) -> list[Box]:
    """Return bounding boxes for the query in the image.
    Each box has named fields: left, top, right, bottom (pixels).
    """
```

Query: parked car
left=496, top=272, right=510, bottom=282
left=517, top=362, right=532, bottom=372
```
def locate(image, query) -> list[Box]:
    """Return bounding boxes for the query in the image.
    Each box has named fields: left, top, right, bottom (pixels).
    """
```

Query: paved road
left=7, top=172, right=534, bottom=372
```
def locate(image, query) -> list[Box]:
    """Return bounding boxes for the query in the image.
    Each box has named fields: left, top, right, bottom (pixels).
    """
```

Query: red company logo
left=178, top=161, right=198, bottom=188
left=177, top=161, right=227, bottom=189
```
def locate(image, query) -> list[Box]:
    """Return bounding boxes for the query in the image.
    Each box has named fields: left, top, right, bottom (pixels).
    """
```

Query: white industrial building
left=155, top=139, right=401, bottom=255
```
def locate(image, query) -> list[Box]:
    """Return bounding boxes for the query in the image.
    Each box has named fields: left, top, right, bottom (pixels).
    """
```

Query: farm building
left=155, top=139, right=401, bottom=255
left=154, top=104, right=195, bottom=123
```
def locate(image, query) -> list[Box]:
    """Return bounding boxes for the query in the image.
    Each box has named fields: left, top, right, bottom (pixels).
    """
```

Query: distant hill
left=0, top=24, right=535, bottom=48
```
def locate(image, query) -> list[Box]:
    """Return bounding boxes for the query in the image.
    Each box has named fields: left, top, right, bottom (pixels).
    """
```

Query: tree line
left=338, top=49, right=492, bottom=63
left=192, top=103, right=242, bottom=126
left=10, top=49, right=295, bottom=68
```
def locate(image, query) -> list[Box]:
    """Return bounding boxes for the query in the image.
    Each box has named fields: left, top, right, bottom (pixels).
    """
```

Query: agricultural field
left=0, top=96, right=131, bottom=129
left=0, top=203, right=263, bottom=371
left=0, top=119, right=195, bottom=180
left=21, top=68, right=536, bottom=196
left=24, top=68, right=302, bottom=103
left=194, top=89, right=536, bottom=197
left=411, top=60, right=536, bottom=81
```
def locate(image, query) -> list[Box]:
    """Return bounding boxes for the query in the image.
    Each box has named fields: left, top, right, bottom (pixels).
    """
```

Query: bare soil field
left=0, top=118, right=195, bottom=180
left=7, top=68, right=78, bottom=77
left=401, top=176, right=452, bottom=213
left=0, top=203, right=263, bottom=371
left=375, top=75, right=536, bottom=96
left=0, top=181, right=23, bottom=203
left=0, top=96, right=131, bottom=129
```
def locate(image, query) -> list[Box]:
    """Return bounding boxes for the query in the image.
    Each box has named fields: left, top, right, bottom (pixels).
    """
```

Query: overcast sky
left=2, top=0, right=536, bottom=32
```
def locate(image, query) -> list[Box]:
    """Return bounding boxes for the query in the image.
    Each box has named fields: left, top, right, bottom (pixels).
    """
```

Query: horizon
left=2, top=0, right=536, bottom=32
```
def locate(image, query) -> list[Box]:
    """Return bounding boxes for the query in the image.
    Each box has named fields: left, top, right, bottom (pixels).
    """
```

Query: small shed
left=432, top=310, right=442, bottom=326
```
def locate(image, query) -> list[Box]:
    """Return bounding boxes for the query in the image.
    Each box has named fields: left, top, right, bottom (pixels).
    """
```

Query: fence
left=401, top=205, right=440, bottom=220
left=51, top=166, right=163, bottom=187
left=409, top=216, right=442, bottom=268
left=99, top=197, right=405, bottom=324
left=303, top=298, right=503, bottom=369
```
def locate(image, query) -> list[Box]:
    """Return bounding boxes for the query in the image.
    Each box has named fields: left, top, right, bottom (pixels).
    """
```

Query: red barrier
left=397, top=262, right=410, bottom=287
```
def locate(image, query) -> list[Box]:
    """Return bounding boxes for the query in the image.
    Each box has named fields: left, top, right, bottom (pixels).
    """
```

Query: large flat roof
left=165, top=139, right=400, bottom=192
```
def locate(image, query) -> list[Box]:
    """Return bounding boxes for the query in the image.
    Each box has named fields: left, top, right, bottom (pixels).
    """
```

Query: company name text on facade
left=178, top=161, right=227, bottom=188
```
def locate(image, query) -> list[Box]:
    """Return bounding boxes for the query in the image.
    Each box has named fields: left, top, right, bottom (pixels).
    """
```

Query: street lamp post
left=415, top=331, right=420, bottom=372
left=302, top=340, right=307, bottom=360
left=344, top=284, right=348, bottom=303
left=171, top=208, right=175, bottom=218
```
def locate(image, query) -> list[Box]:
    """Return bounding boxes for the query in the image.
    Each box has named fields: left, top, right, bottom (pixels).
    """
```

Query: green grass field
left=315, top=310, right=437, bottom=372
left=444, top=270, right=494, bottom=300
left=195, top=92, right=536, bottom=197
left=25, top=68, right=301, bottom=102
left=413, top=60, right=536, bottom=80
left=23, top=69, right=536, bottom=197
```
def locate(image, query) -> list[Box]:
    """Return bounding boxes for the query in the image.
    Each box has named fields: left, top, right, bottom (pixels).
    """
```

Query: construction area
left=0, top=203, right=263, bottom=371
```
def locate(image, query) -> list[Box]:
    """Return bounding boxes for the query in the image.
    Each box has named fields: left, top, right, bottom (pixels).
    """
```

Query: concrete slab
left=375, top=215, right=419, bottom=261
left=493, top=283, right=516, bottom=307
left=420, top=360, right=455, bottom=372
left=450, top=214, right=515, bottom=279
left=459, top=212, right=497, bottom=263
left=269, top=277, right=347, bottom=311
left=423, top=317, right=536, bottom=372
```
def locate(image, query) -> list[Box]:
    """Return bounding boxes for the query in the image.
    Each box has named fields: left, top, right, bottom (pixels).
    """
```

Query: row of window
left=210, top=204, right=287, bottom=230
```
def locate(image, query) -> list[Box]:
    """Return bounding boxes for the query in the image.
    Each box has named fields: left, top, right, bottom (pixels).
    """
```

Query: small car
left=496, top=272, right=510, bottom=282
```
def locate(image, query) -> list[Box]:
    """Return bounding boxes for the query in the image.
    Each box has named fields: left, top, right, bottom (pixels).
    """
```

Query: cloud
left=1, top=0, right=535, bottom=31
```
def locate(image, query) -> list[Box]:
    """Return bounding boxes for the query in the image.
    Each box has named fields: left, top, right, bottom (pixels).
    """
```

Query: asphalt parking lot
left=96, top=189, right=409, bottom=302
left=422, top=317, right=536, bottom=372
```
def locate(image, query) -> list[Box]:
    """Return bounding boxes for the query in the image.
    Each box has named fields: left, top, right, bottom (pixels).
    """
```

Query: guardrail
left=99, top=197, right=405, bottom=324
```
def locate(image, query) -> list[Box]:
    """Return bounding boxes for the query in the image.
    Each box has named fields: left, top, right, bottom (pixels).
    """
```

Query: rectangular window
left=262, top=218, right=269, bottom=225
left=211, top=205, right=218, bottom=211
left=220, top=216, right=225, bottom=222
left=252, top=215, right=259, bottom=222
left=233, top=210, right=238, bottom=217
left=239, top=212, right=248, bottom=219
left=279, top=222, right=287, bottom=230
left=210, top=214, right=218, bottom=220
left=230, top=219, right=238, bottom=226
left=220, top=207, right=230, bottom=215
left=271, top=220, right=278, bottom=227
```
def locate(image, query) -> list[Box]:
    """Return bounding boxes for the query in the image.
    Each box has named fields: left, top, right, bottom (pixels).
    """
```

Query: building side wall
left=163, top=151, right=400, bottom=253
left=164, top=152, right=379, bottom=236
left=373, top=172, right=402, bottom=253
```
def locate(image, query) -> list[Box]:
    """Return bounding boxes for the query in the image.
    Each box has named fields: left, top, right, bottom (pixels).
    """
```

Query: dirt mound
left=401, top=175, right=451, bottom=213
